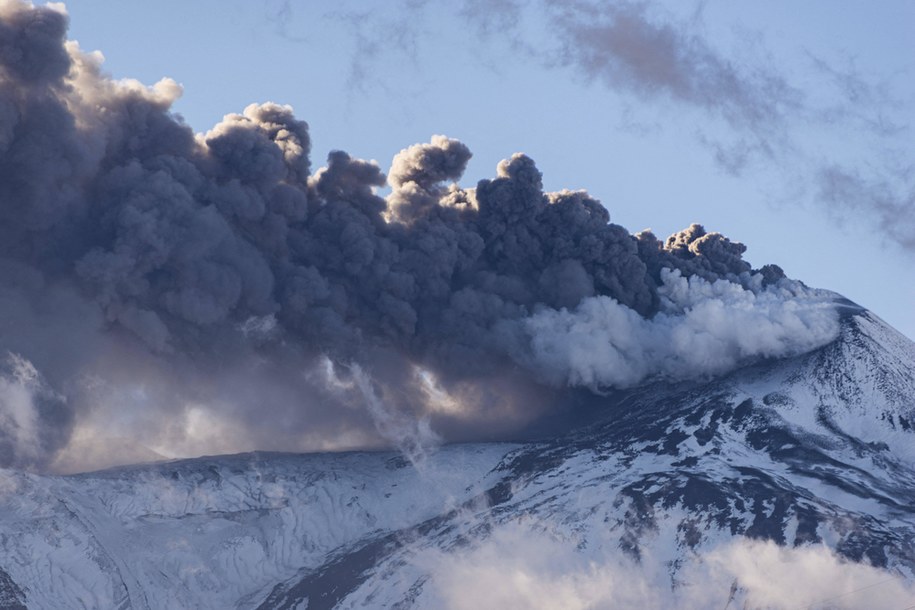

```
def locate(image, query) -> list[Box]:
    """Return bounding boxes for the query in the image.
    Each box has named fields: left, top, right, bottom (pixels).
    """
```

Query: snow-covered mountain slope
left=0, top=307, right=913, bottom=609
left=0, top=447, right=515, bottom=609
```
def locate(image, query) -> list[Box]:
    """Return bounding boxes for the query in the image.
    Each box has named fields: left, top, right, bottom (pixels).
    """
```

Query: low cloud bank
left=419, top=523, right=915, bottom=609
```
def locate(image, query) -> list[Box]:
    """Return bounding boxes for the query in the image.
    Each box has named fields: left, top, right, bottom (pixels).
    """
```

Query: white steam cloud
left=0, top=353, right=62, bottom=468
left=515, top=269, right=841, bottom=390
left=322, top=361, right=442, bottom=467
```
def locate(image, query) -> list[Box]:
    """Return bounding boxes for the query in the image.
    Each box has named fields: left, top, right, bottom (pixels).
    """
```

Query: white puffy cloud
left=517, top=269, right=840, bottom=390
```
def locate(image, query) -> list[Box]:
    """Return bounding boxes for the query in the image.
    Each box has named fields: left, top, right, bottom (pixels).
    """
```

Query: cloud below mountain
left=421, top=522, right=915, bottom=609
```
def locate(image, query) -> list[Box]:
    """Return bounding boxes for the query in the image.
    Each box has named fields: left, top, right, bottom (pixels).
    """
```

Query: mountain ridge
left=0, top=307, right=912, bottom=608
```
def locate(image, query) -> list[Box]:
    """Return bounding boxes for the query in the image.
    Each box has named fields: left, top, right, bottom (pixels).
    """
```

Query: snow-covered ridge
left=0, top=446, right=515, bottom=609
left=0, top=310, right=912, bottom=608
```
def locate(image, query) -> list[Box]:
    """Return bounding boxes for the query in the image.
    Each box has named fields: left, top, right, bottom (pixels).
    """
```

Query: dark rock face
left=0, top=569, right=26, bottom=610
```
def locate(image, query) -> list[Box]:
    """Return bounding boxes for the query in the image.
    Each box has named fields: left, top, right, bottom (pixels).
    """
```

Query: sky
left=58, top=0, right=915, bottom=340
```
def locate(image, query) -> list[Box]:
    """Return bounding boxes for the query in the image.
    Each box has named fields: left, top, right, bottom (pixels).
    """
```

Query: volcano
left=0, top=302, right=911, bottom=608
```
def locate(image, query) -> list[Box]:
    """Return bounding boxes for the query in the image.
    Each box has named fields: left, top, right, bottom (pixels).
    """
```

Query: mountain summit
left=0, top=304, right=912, bottom=608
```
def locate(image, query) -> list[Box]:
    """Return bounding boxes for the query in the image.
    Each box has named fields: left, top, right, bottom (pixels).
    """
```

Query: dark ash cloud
left=0, top=1, right=840, bottom=472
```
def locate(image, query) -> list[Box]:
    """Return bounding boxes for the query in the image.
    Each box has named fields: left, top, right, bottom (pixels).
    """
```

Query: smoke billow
left=0, top=1, right=840, bottom=472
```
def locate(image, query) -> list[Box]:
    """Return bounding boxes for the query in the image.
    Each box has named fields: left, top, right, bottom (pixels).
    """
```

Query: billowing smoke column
left=0, top=1, right=839, bottom=472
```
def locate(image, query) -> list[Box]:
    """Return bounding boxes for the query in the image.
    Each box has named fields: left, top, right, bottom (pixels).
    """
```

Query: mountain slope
left=0, top=307, right=913, bottom=608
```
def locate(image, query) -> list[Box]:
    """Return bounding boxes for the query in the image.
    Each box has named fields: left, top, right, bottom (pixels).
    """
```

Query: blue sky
left=61, top=0, right=915, bottom=339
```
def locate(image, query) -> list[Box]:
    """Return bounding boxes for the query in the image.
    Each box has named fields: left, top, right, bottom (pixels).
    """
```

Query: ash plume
left=0, top=1, right=840, bottom=472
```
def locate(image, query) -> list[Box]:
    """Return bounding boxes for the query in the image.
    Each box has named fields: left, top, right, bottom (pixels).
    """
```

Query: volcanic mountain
left=0, top=301, right=912, bottom=609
